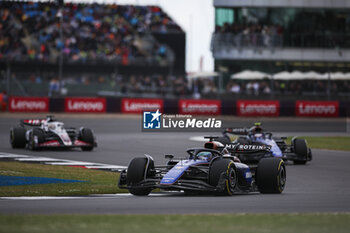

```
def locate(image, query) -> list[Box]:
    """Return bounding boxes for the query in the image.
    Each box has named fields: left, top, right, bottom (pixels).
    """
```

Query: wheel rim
left=228, top=168, right=237, bottom=189
left=279, top=166, right=286, bottom=190
left=29, top=134, right=34, bottom=150
left=10, top=130, right=14, bottom=144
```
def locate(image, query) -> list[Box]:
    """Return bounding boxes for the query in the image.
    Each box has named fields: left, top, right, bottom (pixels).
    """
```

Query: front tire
left=79, top=128, right=95, bottom=151
left=209, top=159, right=237, bottom=196
left=10, top=127, right=26, bottom=148
left=256, top=158, right=286, bottom=194
left=293, top=138, right=308, bottom=165
left=127, top=157, right=154, bottom=196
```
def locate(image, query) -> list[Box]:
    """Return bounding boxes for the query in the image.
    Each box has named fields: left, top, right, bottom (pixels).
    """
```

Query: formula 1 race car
left=10, top=115, right=97, bottom=151
left=118, top=137, right=286, bottom=196
left=216, top=123, right=312, bottom=165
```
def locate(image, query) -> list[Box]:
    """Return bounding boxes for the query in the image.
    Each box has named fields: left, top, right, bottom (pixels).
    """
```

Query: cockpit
left=196, top=151, right=213, bottom=161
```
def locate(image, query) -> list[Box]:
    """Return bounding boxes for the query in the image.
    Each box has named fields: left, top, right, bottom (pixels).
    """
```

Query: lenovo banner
left=179, top=99, right=221, bottom=115
left=9, top=97, right=49, bottom=112
left=122, top=98, right=163, bottom=114
left=296, top=101, right=339, bottom=117
left=237, top=100, right=280, bottom=117
left=65, top=98, right=106, bottom=113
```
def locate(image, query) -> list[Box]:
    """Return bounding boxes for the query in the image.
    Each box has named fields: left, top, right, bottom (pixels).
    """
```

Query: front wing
left=36, top=139, right=96, bottom=148
left=118, top=170, right=227, bottom=193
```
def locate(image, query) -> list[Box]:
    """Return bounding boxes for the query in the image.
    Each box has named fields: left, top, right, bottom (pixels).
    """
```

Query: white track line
left=0, top=152, right=127, bottom=171
left=0, top=193, right=176, bottom=200
left=14, top=157, right=67, bottom=162
left=0, top=154, right=30, bottom=158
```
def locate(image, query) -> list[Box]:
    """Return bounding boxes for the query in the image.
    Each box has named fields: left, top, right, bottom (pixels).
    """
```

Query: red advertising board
left=295, top=101, right=339, bottom=117
left=179, top=99, right=221, bottom=115
left=121, top=98, right=163, bottom=114
left=65, top=98, right=106, bottom=113
left=237, top=100, right=280, bottom=117
left=9, top=97, right=49, bottom=112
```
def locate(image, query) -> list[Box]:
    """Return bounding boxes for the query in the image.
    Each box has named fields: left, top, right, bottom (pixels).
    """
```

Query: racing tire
left=293, top=138, right=308, bottom=165
left=79, top=128, right=95, bottom=151
left=127, top=157, right=154, bottom=196
left=256, top=158, right=286, bottom=194
left=28, top=128, right=45, bottom=151
left=209, top=159, right=237, bottom=196
left=10, top=127, right=26, bottom=148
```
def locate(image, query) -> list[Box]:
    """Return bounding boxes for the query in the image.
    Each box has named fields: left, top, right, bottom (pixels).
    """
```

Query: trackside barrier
left=9, top=97, right=49, bottom=112
left=5, top=97, right=349, bottom=117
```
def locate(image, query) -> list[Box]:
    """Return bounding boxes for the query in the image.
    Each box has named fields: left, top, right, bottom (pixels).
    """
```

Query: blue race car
left=217, top=123, right=312, bottom=165
left=118, top=137, right=286, bottom=196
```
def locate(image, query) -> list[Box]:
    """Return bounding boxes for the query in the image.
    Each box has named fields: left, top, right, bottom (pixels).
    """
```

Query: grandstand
left=0, top=0, right=186, bottom=97
left=212, top=0, right=350, bottom=100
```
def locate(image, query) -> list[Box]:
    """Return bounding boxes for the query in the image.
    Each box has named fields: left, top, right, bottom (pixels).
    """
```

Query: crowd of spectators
left=212, top=23, right=284, bottom=49
left=0, top=1, right=182, bottom=64
left=2, top=71, right=350, bottom=98
left=226, top=79, right=350, bottom=96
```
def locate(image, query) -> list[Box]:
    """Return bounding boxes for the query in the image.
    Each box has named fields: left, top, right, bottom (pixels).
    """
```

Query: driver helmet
left=197, top=151, right=212, bottom=161
left=252, top=122, right=263, bottom=133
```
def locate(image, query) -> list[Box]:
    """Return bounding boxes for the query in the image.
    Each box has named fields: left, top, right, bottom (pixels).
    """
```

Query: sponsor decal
left=296, top=101, right=339, bottom=117
left=9, top=97, right=49, bottom=112
left=23, top=119, right=46, bottom=125
left=238, top=144, right=267, bottom=150
left=122, top=98, right=163, bottom=114
left=237, top=100, right=280, bottom=117
left=245, top=172, right=252, bottom=179
left=179, top=99, right=221, bottom=115
left=39, top=140, right=60, bottom=147
left=65, top=98, right=106, bottom=113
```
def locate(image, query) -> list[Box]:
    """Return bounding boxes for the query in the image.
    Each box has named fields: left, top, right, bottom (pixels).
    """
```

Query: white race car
left=10, top=115, right=97, bottom=151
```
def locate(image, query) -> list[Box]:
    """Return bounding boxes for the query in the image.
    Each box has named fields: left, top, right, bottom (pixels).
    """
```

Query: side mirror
left=165, top=154, right=174, bottom=159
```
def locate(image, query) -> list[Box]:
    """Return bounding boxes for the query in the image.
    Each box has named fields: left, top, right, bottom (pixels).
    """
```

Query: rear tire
left=79, top=128, right=95, bottom=151
left=127, top=157, right=153, bottom=196
left=209, top=159, right=237, bottom=196
left=10, top=127, right=26, bottom=148
left=256, top=158, right=286, bottom=194
left=293, top=138, right=308, bottom=165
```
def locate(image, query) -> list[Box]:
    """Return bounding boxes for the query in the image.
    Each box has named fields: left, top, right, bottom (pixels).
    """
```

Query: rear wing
left=224, top=128, right=249, bottom=135
left=21, top=119, right=46, bottom=126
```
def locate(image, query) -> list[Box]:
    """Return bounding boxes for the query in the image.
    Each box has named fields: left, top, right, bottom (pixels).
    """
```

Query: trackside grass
left=0, top=161, right=126, bottom=196
left=287, top=136, right=350, bottom=151
left=0, top=214, right=349, bottom=233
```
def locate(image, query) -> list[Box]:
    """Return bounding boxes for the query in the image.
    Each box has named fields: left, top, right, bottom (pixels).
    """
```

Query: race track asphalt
left=0, top=114, right=349, bottom=214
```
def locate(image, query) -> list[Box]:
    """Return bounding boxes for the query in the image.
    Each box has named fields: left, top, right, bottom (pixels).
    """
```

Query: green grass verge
left=286, top=136, right=350, bottom=151
left=0, top=214, right=349, bottom=233
left=0, top=161, right=126, bottom=196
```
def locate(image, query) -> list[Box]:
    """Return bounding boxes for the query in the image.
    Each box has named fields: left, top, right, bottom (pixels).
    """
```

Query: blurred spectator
left=0, top=1, right=181, bottom=64
left=48, top=77, right=60, bottom=97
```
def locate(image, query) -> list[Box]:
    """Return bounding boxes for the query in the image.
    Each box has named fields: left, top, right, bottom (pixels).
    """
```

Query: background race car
left=118, top=137, right=286, bottom=196
left=10, top=115, right=97, bottom=151
left=216, top=123, right=312, bottom=165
